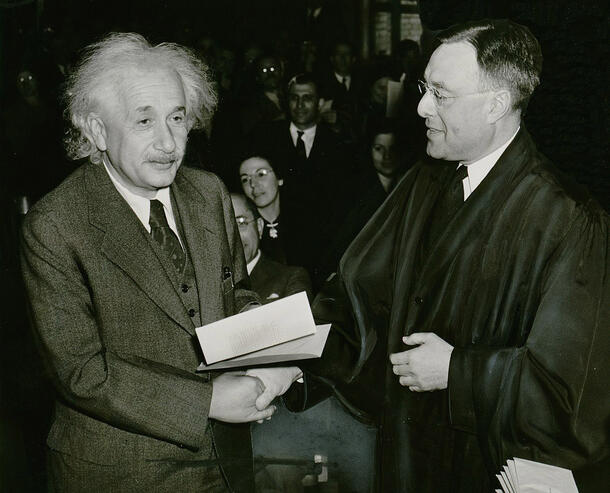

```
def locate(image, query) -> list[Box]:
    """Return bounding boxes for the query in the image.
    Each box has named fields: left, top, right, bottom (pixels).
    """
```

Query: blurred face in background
left=239, top=157, right=283, bottom=210
left=371, top=132, right=399, bottom=177
left=231, top=194, right=263, bottom=263
left=256, top=56, right=282, bottom=91
left=330, top=43, right=354, bottom=76
left=17, top=70, right=39, bottom=99
left=288, top=82, right=319, bottom=129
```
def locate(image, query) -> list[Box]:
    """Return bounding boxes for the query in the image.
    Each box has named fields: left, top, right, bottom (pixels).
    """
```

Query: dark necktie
left=149, top=199, right=186, bottom=273
left=426, top=165, right=468, bottom=247
left=341, top=77, right=348, bottom=91
left=296, top=130, right=307, bottom=160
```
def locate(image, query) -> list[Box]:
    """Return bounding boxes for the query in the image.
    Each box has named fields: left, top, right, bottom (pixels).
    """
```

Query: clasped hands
left=209, top=366, right=302, bottom=424
left=389, top=333, right=453, bottom=392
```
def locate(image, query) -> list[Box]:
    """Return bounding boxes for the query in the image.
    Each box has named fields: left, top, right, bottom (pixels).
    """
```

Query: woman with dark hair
left=239, top=154, right=292, bottom=265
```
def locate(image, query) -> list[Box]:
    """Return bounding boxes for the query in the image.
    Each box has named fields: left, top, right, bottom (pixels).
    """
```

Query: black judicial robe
left=309, top=128, right=609, bottom=492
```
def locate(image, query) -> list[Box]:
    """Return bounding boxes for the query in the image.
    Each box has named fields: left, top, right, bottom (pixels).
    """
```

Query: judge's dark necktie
left=426, top=165, right=468, bottom=246
left=296, top=130, right=307, bottom=160
left=341, top=77, right=348, bottom=92
left=149, top=199, right=186, bottom=273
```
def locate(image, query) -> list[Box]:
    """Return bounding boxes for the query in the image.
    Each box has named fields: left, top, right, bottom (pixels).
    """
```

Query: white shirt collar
left=102, top=158, right=181, bottom=243
left=459, top=126, right=520, bottom=200
left=246, top=249, right=261, bottom=275
left=334, top=72, right=351, bottom=89
left=289, top=122, right=317, bottom=157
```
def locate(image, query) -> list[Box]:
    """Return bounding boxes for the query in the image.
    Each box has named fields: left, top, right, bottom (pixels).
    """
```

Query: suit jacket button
left=414, top=296, right=423, bottom=305
left=181, top=284, right=189, bottom=293
left=188, top=308, right=196, bottom=317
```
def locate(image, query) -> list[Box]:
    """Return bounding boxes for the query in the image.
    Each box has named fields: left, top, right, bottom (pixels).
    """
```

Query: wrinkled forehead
left=98, top=64, right=186, bottom=116
left=425, top=41, right=480, bottom=92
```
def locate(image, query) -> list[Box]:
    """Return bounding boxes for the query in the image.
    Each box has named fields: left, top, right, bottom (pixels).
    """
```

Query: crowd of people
left=188, top=37, right=428, bottom=292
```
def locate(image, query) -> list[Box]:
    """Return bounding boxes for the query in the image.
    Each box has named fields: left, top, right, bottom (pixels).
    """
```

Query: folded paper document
left=198, top=324, right=331, bottom=370
left=195, top=291, right=320, bottom=367
left=495, top=457, right=578, bottom=493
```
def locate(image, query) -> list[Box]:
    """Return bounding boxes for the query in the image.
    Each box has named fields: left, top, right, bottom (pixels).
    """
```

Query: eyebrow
left=134, top=105, right=186, bottom=114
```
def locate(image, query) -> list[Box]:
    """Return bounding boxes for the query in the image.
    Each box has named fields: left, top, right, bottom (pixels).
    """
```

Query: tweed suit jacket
left=21, top=162, right=258, bottom=492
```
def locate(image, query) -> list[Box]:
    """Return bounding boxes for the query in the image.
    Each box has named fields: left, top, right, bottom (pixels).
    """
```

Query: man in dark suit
left=20, top=33, right=301, bottom=492
left=317, top=40, right=363, bottom=144
left=250, top=73, right=354, bottom=285
left=230, top=193, right=312, bottom=303
left=295, top=19, right=609, bottom=492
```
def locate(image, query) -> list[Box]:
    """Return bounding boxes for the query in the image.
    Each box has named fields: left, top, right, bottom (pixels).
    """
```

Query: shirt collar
left=247, top=249, right=261, bottom=275
left=289, top=122, right=317, bottom=149
left=334, top=72, right=351, bottom=84
left=460, top=126, right=520, bottom=197
left=102, top=157, right=173, bottom=233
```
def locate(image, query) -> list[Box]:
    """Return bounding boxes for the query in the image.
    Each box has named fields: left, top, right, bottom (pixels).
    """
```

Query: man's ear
left=488, top=89, right=511, bottom=123
left=278, top=178, right=284, bottom=187
left=256, top=217, right=264, bottom=239
left=86, top=113, right=108, bottom=152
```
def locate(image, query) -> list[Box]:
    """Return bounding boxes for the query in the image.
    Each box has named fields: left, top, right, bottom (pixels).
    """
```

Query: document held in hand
left=195, top=291, right=323, bottom=369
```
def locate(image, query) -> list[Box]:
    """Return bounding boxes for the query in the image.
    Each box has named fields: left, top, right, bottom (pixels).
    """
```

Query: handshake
left=208, top=366, right=303, bottom=423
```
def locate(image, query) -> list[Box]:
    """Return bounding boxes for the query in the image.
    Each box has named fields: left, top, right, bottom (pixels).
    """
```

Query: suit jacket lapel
left=85, top=163, right=194, bottom=334
left=171, top=171, right=220, bottom=327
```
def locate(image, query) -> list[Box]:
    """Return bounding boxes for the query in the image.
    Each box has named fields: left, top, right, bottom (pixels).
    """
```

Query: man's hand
left=389, top=333, right=454, bottom=392
left=245, top=367, right=303, bottom=411
left=209, top=372, right=276, bottom=423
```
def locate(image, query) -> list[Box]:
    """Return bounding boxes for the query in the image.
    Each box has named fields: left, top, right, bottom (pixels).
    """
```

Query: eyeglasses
left=235, top=215, right=257, bottom=229
left=240, top=168, right=274, bottom=185
left=260, top=66, right=277, bottom=74
left=417, top=79, right=491, bottom=107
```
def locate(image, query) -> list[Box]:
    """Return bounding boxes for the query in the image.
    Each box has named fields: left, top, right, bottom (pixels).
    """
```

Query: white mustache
left=146, top=154, right=177, bottom=164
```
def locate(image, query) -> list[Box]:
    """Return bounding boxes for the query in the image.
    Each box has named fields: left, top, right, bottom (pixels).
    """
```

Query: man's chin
left=425, top=142, right=446, bottom=160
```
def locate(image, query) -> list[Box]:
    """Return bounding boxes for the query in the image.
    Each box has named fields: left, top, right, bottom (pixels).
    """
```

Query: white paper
left=507, top=459, right=518, bottom=491
left=514, top=457, right=579, bottom=493
left=502, top=467, right=515, bottom=493
left=197, top=324, right=331, bottom=370
left=195, top=291, right=316, bottom=364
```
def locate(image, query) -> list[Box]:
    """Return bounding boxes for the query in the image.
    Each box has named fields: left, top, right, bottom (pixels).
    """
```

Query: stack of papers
left=495, top=457, right=579, bottom=493
left=195, top=291, right=330, bottom=370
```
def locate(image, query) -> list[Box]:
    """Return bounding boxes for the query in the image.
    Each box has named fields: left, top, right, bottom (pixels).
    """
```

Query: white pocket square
left=266, top=293, right=280, bottom=299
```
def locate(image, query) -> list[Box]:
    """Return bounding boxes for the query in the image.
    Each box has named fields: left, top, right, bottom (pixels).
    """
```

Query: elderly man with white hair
left=20, top=33, right=301, bottom=492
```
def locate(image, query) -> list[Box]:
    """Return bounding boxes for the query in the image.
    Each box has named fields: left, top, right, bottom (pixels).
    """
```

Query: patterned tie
left=296, top=130, right=307, bottom=160
left=149, top=199, right=186, bottom=273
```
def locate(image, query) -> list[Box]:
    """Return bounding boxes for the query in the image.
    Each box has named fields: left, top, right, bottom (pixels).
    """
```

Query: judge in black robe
left=290, top=19, right=609, bottom=493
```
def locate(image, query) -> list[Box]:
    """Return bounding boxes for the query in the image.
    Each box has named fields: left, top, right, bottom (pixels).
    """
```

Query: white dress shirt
left=102, top=159, right=183, bottom=247
left=334, top=72, right=351, bottom=91
left=459, top=127, right=520, bottom=201
left=289, top=122, right=317, bottom=158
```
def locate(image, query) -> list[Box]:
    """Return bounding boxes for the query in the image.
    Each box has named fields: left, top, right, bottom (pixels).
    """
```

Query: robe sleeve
left=448, top=205, right=610, bottom=471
